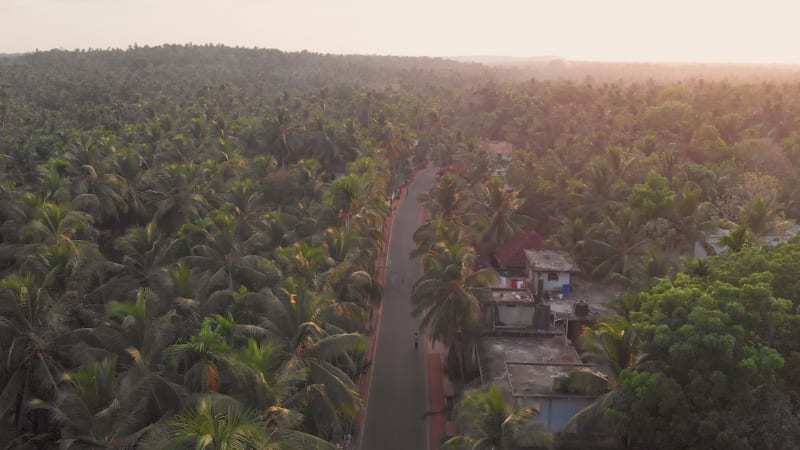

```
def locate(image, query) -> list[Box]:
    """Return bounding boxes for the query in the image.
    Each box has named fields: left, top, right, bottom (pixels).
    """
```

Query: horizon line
left=3, top=44, right=800, bottom=67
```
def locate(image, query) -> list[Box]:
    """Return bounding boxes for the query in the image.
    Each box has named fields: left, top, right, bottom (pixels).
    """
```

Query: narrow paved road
left=361, top=166, right=437, bottom=450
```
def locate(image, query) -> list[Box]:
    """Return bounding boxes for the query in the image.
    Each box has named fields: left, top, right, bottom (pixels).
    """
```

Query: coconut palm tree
left=181, top=210, right=281, bottom=292
left=420, top=173, right=472, bottom=225
left=91, top=221, right=175, bottom=302
left=566, top=317, right=645, bottom=439
left=267, top=107, right=301, bottom=169
left=274, top=241, right=333, bottom=289
left=410, top=217, right=468, bottom=261
left=26, top=356, right=159, bottom=448
left=581, top=208, right=651, bottom=284
left=574, top=157, right=630, bottom=224
left=169, top=322, right=233, bottom=394
left=740, top=196, right=779, bottom=239
left=411, top=240, right=496, bottom=380
left=143, top=162, right=210, bottom=233
left=441, top=385, right=552, bottom=450
left=719, top=224, right=754, bottom=253
left=321, top=260, right=383, bottom=310
left=667, top=186, right=715, bottom=254
left=471, top=178, right=534, bottom=251
left=19, top=201, right=103, bottom=282
left=326, top=174, right=365, bottom=229
left=0, top=274, right=91, bottom=439
left=262, top=280, right=366, bottom=440
left=145, top=393, right=337, bottom=450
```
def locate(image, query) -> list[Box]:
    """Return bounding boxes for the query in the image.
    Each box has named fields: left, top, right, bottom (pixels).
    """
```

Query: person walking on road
left=414, top=332, right=419, bottom=351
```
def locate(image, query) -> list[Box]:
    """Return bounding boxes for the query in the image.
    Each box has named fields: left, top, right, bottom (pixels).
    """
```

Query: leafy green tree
left=627, top=170, right=675, bottom=222
left=607, top=273, right=792, bottom=449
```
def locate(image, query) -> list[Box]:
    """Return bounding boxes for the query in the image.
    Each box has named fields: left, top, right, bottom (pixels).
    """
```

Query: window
left=547, top=272, right=559, bottom=281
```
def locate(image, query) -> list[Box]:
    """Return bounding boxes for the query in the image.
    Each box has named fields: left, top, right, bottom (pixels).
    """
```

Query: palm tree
left=574, top=157, right=630, bottom=224
left=143, top=162, right=209, bottom=233
left=27, top=356, right=154, bottom=448
left=441, top=385, right=552, bottom=450
left=454, top=142, right=492, bottom=185
left=420, top=173, right=472, bottom=225
left=411, top=240, right=496, bottom=380
left=274, top=241, right=333, bottom=289
left=19, top=201, right=102, bottom=286
left=146, top=393, right=337, bottom=450
left=566, top=318, right=644, bottom=440
left=472, top=178, right=533, bottom=251
left=326, top=174, right=364, bottom=229
left=581, top=208, right=651, bottom=284
left=741, top=196, right=778, bottom=239
left=262, top=280, right=366, bottom=440
left=321, top=260, right=383, bottom=310
left=93, top=221, right=174, bottom=301
left=0, top=274, right=90, bottom=439
left=667, top=186, right=715, bottom=254
left=169, top=322, right=232, bottom=393
left=719, top=224, right=754, bottom=253
left=69, top=159, right=133, bottom=228
left=181, top=210, right=281, bottom=292
left=411, top=218, right=465, bottom=260
left=267, top=107, right=300, bottom=169
left=308, top=116, right=347, bottom=174
left=292, top=159, right=328, bottom=205
left=152, top=394, right=268, bottom=449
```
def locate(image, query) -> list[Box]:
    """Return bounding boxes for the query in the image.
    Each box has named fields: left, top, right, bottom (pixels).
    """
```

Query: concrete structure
left=478, top=336, right=599, bottom=433
left=481, top=288, right=537, bottom=329
left=525, top=250, right=580, bottom=299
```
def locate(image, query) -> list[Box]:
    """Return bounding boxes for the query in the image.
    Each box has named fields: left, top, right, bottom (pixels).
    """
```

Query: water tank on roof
left=574, top=300, right=589, bottom=317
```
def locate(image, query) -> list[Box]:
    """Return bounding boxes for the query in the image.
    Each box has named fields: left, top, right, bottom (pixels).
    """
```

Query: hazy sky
left=1, top=0, right=799, bottom=63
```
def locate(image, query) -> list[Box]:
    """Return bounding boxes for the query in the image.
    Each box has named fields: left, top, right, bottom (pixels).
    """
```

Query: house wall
left=519, top=397, right=596, bottom=432
left=490, top=276, right=527, bottom=290
left=529, top=270, right=571, bottom=295
left=496, top=304, right=535, bottom=327
left=545, top=272, right=571, bottom=293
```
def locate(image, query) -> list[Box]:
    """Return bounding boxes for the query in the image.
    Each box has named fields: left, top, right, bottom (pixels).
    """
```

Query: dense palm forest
left=0, top=45, right=478, bottom=449
left=3, top=44, right=800, bottom=449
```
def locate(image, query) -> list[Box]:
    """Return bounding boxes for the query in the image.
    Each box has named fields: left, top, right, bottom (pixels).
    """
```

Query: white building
left=524, top=249, right=580, bottom=299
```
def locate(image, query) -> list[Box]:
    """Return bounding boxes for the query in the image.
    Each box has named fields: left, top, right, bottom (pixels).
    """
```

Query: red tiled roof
left=493, top=231, right=547, bottom=268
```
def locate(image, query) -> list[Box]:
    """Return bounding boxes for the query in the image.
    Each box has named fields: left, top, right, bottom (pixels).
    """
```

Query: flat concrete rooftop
left=479, top=336, right=582, bottom=395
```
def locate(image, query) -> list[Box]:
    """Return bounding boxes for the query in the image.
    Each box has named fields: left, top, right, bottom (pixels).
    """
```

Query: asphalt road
left=360, top=166, right=437, bottom=450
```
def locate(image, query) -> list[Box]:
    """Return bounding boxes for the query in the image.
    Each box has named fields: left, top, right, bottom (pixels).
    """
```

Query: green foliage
left=442, top=386, right=552, bottom=450
left=627, top=170, right=675, bottom=221
left=602, top=242, right=800, bottom=449
left=5, top=44, right=800, bottom=448
left=0, top=45, right=435, bottom=447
